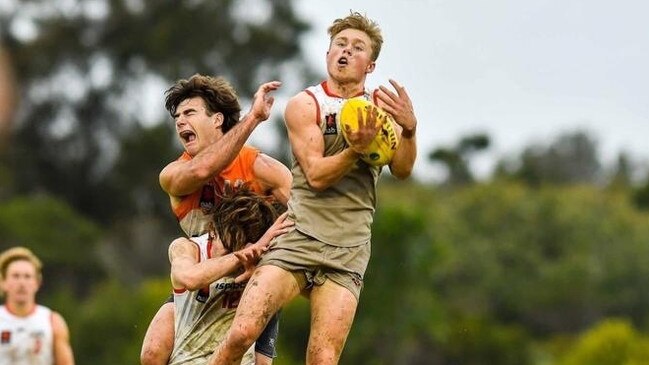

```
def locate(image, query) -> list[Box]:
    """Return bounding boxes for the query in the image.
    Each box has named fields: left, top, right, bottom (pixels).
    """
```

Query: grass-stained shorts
left=258, top=228, right=371, bottom=301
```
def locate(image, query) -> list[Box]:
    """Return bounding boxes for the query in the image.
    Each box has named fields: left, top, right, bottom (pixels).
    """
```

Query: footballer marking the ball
left=340, top=98, right=400, bottom=167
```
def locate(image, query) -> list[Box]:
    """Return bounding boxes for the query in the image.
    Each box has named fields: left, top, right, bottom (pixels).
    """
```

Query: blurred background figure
left=0, top=247, right=75, bottom=365
left=0, top=44, right=16, bottom=151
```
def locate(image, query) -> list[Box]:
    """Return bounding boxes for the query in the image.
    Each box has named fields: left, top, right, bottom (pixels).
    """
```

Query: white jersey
left=0, top=304, right=54, bottom=365
left=169, top=234, right=254, bottom=365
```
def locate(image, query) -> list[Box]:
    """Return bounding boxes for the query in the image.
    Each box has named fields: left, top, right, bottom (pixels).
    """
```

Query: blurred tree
left=498, top=130, right=601, bottom=186
left=98, top=123, right=180, bottom=276
left=343, top=193, right=442, bottom=364
left=442, top=316, right=531, bottom=365
left=429, top=182, right=649, bottom=337
left=272, top=297, right=310, bottom=365
left=71, top=278, right=171, bottom=365
left=558, top=319, right=649, bottom=365
left=608, top=152, right=633, bottom=190
left=428, top=133, right=490, bottom=186
left=632, top=173, right=649, bottom=211
left=0, top=195, right=105, bottom=298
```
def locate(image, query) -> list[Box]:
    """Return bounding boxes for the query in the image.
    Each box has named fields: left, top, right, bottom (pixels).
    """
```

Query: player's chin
left=329, top=64, right=350, bottom=74
left=331, top=73, right=361, bottom=85
left=183, top=141, right=199, bottom=155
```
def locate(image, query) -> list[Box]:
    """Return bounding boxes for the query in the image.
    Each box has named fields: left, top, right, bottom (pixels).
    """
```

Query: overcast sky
left=250, top=0, right=649, bottom=182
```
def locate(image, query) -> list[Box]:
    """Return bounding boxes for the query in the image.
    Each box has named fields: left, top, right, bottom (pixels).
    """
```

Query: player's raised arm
left=160, top=78, right=281, bottom=198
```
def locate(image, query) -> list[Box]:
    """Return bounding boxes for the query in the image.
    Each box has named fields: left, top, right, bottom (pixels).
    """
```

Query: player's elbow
left=390, top=165, right=414, bottom=180
left=300, top=167, right=326, bottom=192
left=305, top=176, right=328, bottom=192
left=180, top=276, right=204, bottom=291
left=184, top=283, right=203, bottom=291
left=173, top=272, right=204, bottom=291
left=188, top=164, right=213, bottom=182
left=140, top=348, right=161, bottom=365
left=308, top=181, right=328, bottom=192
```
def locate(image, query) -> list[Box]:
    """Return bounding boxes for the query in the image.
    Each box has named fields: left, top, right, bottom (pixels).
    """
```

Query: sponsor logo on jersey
left=0, top=330, right=10, bottom=344
left=199, top=184, right=216, bottom=214
left=195, top=286, right=210, bottom=303
left=324, top=113, right=338, bottom=135
left=214, top=282, right=247, bottom=291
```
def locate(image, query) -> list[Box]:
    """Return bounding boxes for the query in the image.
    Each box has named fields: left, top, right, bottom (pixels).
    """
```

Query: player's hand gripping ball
left=340, top=98, right=400, bottom=166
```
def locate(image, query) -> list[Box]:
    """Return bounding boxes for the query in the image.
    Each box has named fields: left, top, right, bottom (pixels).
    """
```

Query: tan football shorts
left=258, top=228, right=371, bottom=301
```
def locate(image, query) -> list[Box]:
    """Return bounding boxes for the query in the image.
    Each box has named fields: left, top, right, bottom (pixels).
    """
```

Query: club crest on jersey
left=324, top=113, right=338, bottom=135
left=199, top=184, right=216, bottom=214
left=1, top=330, right=10, bottom=344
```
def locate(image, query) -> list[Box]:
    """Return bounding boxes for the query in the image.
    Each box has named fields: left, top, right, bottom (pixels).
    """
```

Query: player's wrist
left=401, top=125, right=416, bottom=139
left=241, top=112, right=264, bottom=126
left=346, top=145, right=364, bottom=159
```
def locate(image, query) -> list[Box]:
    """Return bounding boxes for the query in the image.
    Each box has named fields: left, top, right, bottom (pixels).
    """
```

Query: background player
left=0, top=246, right=75, bottom=365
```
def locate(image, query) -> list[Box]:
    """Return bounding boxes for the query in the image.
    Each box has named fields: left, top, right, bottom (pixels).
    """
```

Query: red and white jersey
left=169, top=234, right=254, bottom=365
left=0, top=304, right=54, bottom=365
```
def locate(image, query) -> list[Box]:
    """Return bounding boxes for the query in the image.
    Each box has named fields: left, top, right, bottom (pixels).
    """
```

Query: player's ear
left=212, top=112, right=224, bottom=129
left=366, top=61, right=376, bottom=74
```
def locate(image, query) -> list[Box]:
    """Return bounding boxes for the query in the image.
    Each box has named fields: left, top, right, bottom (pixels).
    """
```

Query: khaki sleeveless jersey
left=287, top=81, right=381, bottom=247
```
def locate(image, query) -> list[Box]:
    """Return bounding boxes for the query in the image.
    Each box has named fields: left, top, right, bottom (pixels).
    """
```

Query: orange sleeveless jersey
left=172, top=145, right=265, bottom=237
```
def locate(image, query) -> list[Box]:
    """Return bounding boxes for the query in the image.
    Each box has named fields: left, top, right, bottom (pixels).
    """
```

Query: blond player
left=209, top=11, right=418, bottom=365
left=0, top=247, right=75, bottom=365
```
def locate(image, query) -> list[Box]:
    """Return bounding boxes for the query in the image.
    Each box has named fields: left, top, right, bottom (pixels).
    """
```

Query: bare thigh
left=307, top=280, right=358, bottom=365
left=234, top=265, right=301, bottom=334
left=210, top=265, right=302, bottom=364
left=140, top=302, right=174, bottom=365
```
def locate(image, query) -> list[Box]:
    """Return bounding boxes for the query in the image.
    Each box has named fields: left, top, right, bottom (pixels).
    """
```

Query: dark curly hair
left=165, top=74, right=242, bottom=133
left=212, top=185, right=279, bottom=252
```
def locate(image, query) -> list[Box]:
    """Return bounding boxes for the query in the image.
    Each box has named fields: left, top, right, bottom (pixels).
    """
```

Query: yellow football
left=340, top=98, right=400, bottom=166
